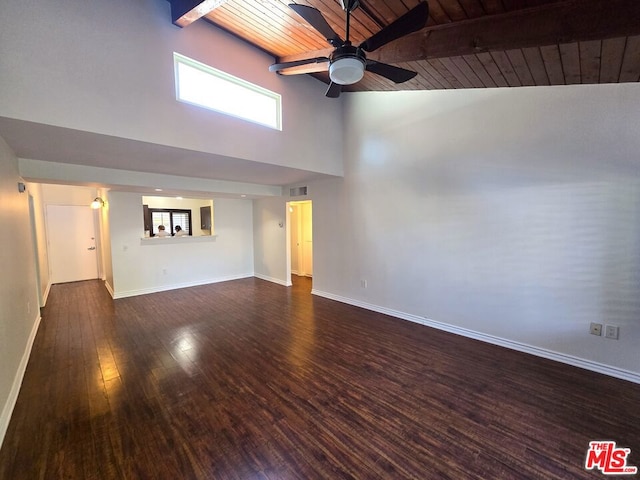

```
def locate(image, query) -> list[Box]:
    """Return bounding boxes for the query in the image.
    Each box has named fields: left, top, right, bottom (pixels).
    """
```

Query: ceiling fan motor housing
left=329, top=45, right=366, bottom=85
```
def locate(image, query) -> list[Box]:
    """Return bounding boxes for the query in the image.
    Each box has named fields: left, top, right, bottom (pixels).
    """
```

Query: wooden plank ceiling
left=175, top=0, right=640, bottom=93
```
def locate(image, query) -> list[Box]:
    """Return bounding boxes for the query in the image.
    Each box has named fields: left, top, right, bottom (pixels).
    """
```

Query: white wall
left=25, top=182, right=50, bottom=305
left=19, top=160, right=283, bottom=199
left=109, top=192, right=253, bottom=298
left=253, top=197, right=289, bottom=286
left=40, top=184, right=98, bottom=206
left=0, top=136, right=40, bottom=447
left=330, top=84, right=640, bottom=379
left=0, top=0, right=343, bottom=177
left=299, top=84, right=640, bottom=380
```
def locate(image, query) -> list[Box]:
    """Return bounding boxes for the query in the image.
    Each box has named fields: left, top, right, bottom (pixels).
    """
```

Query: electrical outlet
left=590, top=322, right=602, bottom=336
left=360, top=279, right=367, bottom=288
left=605, top=325, right=619, bottom=340
left=162, top=268, right=167, bottom=275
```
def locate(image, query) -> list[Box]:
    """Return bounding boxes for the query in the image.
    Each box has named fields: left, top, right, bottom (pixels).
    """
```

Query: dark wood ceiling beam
left=274, top=0, right=640, bottom=66
left=170, top=0, right=227, bottom=27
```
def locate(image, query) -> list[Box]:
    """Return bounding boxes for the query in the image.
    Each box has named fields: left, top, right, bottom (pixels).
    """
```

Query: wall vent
left=289, top=186, right=308, bottom=197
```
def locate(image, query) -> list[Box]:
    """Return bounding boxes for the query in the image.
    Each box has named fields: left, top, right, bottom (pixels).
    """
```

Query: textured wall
left=308, top=84, right=640, bottom=377
left=0, top=136, right=40, bottom=446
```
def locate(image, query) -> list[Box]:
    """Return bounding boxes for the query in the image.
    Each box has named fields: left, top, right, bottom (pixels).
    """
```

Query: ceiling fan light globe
left=329, top=57, right=365, bottom=85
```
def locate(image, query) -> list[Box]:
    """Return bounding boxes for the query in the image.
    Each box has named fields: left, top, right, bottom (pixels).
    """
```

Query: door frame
left=28, top=194, right=43, bottom=306
left=45, top=204, right=100, bottom=284
left=286, top=200, right=312, bottom=285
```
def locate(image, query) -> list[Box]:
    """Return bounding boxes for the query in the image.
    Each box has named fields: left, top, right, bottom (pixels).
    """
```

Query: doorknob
left=87, top=246, right=96, bottom=250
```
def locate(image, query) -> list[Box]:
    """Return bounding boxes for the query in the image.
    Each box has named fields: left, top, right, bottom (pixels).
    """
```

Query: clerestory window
left=174, top=52, right=282, bottom=130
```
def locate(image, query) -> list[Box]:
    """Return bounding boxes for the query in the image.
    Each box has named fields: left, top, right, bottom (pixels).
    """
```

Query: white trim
left=104, top=280, right=115, bottom=299
left=311, top=289, right=640, bottom=385
left=41, top=281, right=51, bottom=307
left=254, top=273, right=292, bottom=287
left=113, top=273, right=254, bottom=299
left=140, top=235, right=217, bottom=246
left=174, top=52, right=282, bottom=131
left=0, top=312, right=42, bottom=449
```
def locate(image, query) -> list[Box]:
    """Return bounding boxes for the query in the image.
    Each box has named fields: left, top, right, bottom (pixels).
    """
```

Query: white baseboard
left=112, top=273, right=254, bottom=299
left=41, top=281, right=51, bottom=307
left=255, top=273, right=292, bottom=287
left=311, top=289, right=640, bottom=385
left=0, top=312, right=42, bottom=449
left=104, top=280, right=115, bottom=299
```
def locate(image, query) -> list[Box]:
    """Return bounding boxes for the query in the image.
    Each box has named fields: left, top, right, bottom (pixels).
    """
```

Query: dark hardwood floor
left=1, top=276, right=638, bottom=479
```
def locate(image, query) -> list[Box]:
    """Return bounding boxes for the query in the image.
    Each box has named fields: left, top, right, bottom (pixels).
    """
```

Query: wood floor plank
left=1, top=277, right=639, bottom=479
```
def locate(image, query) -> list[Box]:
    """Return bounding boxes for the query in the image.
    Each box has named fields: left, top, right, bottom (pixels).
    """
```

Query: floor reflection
left=286, top=276, right=316, bottom=370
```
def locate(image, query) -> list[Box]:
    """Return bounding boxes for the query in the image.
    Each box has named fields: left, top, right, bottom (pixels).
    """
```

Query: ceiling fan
left=269, top=0, right=429, bottom=98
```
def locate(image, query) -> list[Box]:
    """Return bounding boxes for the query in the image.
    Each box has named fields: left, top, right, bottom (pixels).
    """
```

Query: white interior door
left=46, top=205, right=98, bottom=284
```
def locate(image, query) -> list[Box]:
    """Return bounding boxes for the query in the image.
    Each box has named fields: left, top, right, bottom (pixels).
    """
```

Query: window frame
left=173, top=52, right=282, bottom=131
left=149, top=208, right=193, bottom=237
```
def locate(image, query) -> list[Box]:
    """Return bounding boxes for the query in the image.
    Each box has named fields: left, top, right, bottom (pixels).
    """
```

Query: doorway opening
left=287, top=200, right=312, bottom=290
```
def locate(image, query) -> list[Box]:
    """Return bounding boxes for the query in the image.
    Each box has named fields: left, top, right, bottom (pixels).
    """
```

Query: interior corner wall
left=109, top=192, right=254, bottom=298
left=308, top=84, right=640, bottom=379
left=252, top=197, right=290, bottom=286
left=0, top=0, right=343, bottom=177
left=24, top=182, right=50, bottom=306
left=0, top=136, right=40, bottom=447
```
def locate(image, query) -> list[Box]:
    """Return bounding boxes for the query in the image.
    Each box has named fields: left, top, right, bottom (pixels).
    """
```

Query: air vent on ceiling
left=289, top=186, right=308, bottom=197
